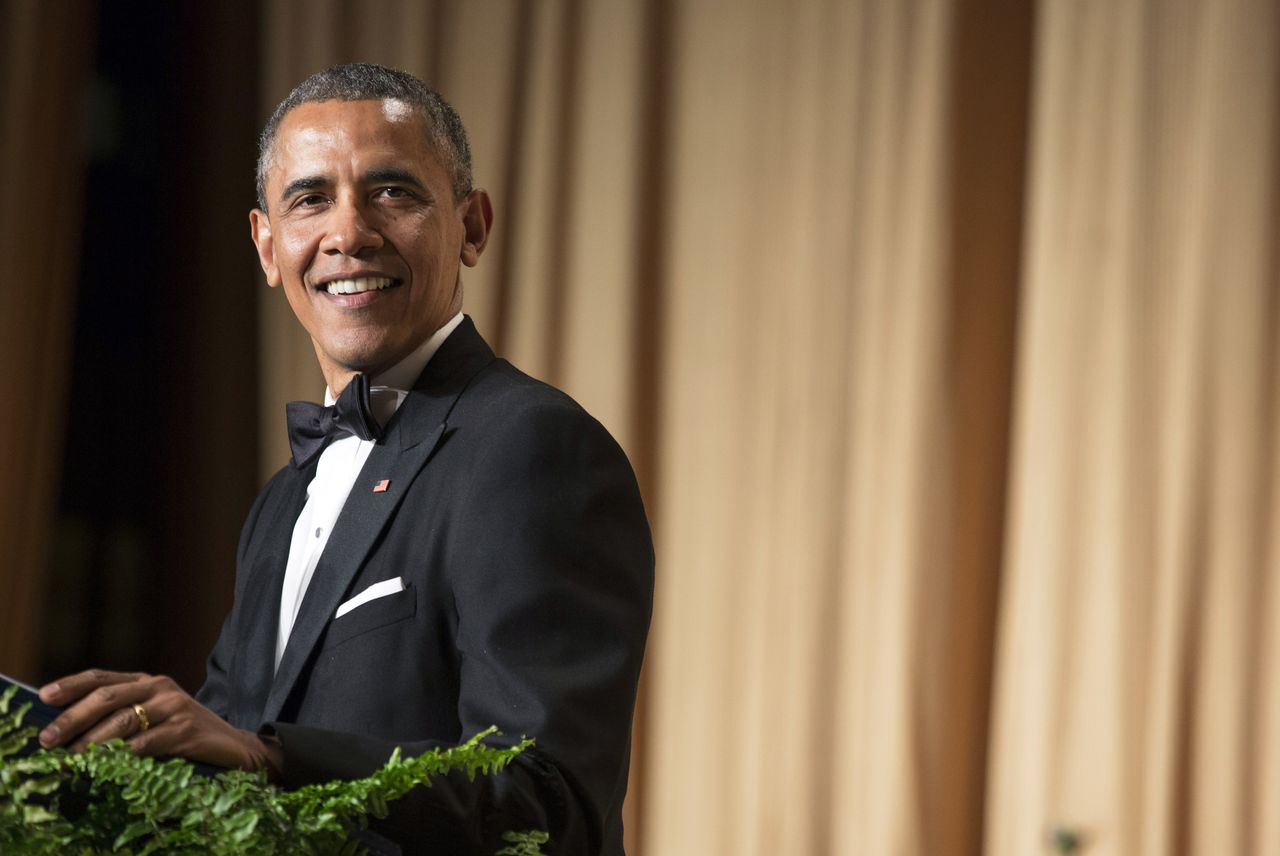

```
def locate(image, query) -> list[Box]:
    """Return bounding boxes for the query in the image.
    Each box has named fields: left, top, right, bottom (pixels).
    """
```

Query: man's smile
left=315, top=275, right=400, bottom=296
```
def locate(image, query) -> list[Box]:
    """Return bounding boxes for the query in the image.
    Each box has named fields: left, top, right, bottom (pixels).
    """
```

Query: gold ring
left=132, top=703, right=150, bottom=732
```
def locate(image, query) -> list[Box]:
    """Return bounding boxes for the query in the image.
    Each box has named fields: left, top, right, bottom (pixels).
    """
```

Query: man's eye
left=377, top=187, right=411, bottom=199
left=287, top=193, right=328, bottom=211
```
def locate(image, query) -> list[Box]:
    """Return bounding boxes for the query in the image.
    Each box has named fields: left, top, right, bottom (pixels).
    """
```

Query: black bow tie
left=286, top=373, right=383, bottom=468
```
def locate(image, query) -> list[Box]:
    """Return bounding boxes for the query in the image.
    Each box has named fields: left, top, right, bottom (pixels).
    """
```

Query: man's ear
left=250, top=209, right=282, bottom=287
left=458, top=189, right=493, bottom=268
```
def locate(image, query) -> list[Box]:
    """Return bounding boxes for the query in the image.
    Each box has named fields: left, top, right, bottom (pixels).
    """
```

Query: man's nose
left=321, top=201, right=383, bottom=255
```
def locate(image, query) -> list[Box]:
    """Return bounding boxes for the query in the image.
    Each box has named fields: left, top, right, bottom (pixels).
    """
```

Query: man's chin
left=313, top=342, right=401, bottom=383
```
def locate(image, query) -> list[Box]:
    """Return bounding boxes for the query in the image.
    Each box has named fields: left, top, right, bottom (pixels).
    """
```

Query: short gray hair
left=256, top=62, right=473, bottom=210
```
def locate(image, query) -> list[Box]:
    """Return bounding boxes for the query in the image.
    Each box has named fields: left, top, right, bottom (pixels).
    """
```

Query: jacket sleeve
left=196, top=467, right=287, bottom=719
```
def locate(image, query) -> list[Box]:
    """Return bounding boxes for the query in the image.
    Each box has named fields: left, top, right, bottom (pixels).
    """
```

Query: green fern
left=0, top=684, right=547, bottom=855
left=496, top=830, right=552, bottom=856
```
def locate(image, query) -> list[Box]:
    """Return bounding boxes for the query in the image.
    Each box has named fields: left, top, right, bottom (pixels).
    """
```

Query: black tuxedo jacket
left=196, top=317, right=653, bottom=855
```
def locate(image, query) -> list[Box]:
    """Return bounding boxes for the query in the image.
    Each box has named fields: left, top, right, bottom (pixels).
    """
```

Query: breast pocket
left=322, top=587, right=417, bottom=650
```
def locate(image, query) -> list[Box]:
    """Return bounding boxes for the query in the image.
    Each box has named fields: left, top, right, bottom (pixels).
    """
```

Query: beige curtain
left=987, top=2, right=1280, bottom=855
left=647, top=1, right=1027, bottom=852
left=256, top=1, right=1280, bottom=853
left=0, top=0, right=96, bottom=680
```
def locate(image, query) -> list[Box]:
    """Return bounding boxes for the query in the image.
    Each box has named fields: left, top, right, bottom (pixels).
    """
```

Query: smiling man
left=36, top=63, right=653, bottom=856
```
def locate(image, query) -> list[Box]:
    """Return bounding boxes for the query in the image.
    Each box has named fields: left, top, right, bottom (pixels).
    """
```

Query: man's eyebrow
left=279, top=175, right=329, bottom=203
left=365, top=167, right=426, bottom=189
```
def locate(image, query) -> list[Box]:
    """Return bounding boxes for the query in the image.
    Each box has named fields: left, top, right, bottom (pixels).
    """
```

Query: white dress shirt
left=274, top=311, right=464, bottom=670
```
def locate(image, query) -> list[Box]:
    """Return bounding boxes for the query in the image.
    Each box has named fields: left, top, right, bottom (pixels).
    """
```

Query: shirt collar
left=324, top=311, right=466, bottom=425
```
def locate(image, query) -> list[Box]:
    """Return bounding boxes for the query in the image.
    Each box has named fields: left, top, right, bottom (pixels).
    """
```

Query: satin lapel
left=238, top=464, right=311, bottom=725
left=260, top=317, right=495, bottom=724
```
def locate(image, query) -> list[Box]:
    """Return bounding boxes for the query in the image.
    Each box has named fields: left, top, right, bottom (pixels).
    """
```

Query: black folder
left=0, top=671, right=61, bottom=730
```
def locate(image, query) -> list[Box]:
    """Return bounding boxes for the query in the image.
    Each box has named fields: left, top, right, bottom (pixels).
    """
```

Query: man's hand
left=37, top=669, right=282, bottom=777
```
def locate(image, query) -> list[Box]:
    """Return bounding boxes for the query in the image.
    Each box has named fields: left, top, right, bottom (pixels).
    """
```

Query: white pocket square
left=335, top=577, right=406, bottom=618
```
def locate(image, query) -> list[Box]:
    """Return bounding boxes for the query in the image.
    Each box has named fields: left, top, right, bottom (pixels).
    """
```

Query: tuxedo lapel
left=237, top=464, right=311, bottom=726
left=260, top=317, right=495, bottom=724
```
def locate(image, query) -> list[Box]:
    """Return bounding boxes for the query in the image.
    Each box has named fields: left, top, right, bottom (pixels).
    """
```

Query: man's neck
left=321, top=312, right=466, bottom=401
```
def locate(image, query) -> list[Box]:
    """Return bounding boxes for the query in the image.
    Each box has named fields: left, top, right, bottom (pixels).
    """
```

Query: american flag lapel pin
left=372, top=479, right=390, bottom=493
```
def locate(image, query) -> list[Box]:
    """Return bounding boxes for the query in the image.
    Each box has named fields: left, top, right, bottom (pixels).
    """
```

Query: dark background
left=43, top=1, right=264, bottom=690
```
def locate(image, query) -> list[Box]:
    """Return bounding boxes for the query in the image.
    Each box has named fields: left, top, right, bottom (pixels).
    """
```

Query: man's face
left=251, top=98, right=491, bottom=385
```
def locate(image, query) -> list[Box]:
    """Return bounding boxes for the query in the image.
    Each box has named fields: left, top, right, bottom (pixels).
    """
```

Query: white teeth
left=325, top=276, right=394, bottom=295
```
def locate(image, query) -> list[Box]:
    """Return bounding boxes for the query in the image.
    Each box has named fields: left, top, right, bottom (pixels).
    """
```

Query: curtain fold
left=649, top=2, right=955, bottom=852
left=0, top=0, right=96, bottom=681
